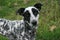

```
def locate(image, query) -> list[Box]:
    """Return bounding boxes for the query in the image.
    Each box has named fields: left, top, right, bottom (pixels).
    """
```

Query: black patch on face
left=32, top=8, right=39, bottom=17
left=23, top=11, right=30, bottom=23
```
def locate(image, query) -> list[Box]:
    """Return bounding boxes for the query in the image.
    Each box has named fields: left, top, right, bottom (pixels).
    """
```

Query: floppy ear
left=16, top=8, right=25, bottom=15
left=34, top=3, right=42, bottom=11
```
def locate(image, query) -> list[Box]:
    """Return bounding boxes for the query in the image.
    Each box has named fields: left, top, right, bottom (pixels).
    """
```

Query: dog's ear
left=34, top=3, right=42, bottom=11
left=16, top=8, right=25, bottom=16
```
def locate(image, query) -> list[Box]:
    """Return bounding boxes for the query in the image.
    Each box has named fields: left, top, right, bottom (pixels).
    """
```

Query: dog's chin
left=31, top=25, right=38, bottom=30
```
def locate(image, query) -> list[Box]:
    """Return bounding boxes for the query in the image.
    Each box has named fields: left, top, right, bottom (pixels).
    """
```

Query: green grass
left=0, top=0, right=60, bottom=40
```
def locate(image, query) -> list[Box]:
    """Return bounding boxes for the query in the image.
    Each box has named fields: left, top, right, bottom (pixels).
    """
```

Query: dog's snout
left=32, top=21, right=37, bottom=26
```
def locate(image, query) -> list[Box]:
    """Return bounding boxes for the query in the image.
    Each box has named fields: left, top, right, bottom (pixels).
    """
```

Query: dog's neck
left=24, top=21, right=36, bottom=39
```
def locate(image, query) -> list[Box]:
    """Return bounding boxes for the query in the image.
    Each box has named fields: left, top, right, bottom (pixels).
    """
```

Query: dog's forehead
left=24, top=7, right=39, bottom=12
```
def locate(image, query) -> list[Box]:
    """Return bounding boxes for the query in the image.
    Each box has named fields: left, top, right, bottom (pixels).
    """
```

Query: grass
left=0, top=0, right=60, bottom=40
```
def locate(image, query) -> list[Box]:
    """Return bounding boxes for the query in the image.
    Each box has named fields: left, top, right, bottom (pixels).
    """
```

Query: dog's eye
left=24, top=11, right=30, bottom=17
left=33, top=11, right=38, bottom=16
left=32, top=8, right=39, bottom=16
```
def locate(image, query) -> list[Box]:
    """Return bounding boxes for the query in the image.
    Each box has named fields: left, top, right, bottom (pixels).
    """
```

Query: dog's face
left=23, top=7, right=39, bottom=26
left=17, top=3, right=42, bottom=26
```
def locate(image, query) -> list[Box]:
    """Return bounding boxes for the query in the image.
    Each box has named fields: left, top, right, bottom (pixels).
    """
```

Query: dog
left=0, top=3, right=42, bottom=40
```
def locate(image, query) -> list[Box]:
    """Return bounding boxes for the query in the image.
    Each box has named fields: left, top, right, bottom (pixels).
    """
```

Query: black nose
left=32, top=21, right=37, bottom=26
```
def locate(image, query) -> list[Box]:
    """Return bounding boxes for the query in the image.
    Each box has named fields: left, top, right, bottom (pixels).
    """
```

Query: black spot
left=4, top=25, right=9, bottom=30
left=25, top=22, right=32, bottom=31
left=32, top=8, right=39, bottom=17
left=10, top=33, right=17, bottom=38
left=20, top=27, right=24, bottom=32
left=0, top=20, right=3, bottom=22
left=3, top=21, right=9, bottom=30
left=24, top=11, right=30, bottom=23
left=24, top=34, right=29, bottom=39
left=1, top=31, right=3, bottom=34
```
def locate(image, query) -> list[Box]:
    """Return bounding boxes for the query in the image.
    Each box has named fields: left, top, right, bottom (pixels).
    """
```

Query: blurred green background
left=0, top=0, right=60, bottom=40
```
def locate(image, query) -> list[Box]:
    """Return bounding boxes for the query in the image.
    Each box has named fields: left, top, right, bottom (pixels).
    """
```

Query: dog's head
left=17, top=3, right=42, bottom=27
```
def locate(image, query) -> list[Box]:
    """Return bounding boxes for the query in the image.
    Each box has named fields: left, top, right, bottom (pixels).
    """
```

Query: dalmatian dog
left=0, top=3, right=42, bottom=40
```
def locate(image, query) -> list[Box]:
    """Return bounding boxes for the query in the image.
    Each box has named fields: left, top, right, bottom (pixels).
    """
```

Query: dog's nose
left=32, top=21, right=37, bottom=26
